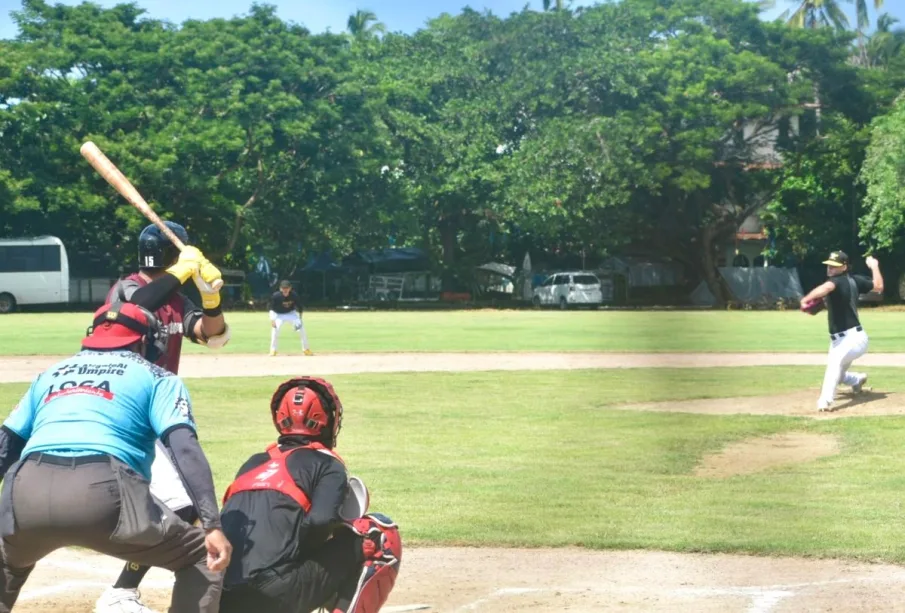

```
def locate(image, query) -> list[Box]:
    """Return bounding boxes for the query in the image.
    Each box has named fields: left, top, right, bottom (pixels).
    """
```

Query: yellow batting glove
left=166, top=246, right=203, bottom=284
left=193, top=258, right=222, bottom=310
left=198, top=257, right=222, bottom=288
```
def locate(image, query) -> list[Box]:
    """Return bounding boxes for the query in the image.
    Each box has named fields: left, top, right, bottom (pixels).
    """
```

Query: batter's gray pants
left=0, top=452, right=222, bottom=613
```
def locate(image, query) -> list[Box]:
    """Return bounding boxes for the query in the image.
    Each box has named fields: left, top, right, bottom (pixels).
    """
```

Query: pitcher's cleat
left=304, top=349, right=314, bottom=356
left=852, top=375, right=869, bottom=394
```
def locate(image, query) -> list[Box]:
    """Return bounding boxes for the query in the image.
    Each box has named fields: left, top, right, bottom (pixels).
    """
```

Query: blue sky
left=1, top=0, right=904, bottom=40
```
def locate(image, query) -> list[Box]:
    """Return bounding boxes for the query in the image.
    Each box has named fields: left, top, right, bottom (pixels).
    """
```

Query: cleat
left=94, top=587, right=158, bottom=613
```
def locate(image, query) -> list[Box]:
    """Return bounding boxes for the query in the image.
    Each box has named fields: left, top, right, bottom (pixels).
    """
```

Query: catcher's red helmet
left=270, top=377, right=343, bottom=447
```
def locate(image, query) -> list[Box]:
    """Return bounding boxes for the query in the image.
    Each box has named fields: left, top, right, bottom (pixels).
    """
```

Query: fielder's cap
left=823, top=250, right=849, bottom=267
left=82, top=303, right=150, bottom=351
left=280, top=280, right=291, bottom=288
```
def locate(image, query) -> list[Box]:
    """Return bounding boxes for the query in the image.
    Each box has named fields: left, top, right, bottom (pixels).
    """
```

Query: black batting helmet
left=138, top=222, right=189, bottom=270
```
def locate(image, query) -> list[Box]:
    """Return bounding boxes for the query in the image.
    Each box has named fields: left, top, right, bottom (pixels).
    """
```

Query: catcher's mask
left=271, top=377, right=343, bottom=448
left=82, top=303, right=168, bottom=363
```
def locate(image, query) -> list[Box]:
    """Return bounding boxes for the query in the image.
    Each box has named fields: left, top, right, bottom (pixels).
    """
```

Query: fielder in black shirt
left=268, top=280, right=313, bottom=356
left=799, top=250, right=884, bottom=411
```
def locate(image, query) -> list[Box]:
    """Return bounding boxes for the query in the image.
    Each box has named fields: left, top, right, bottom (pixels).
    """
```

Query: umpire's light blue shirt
left=4, top=350, right=196, bottom=479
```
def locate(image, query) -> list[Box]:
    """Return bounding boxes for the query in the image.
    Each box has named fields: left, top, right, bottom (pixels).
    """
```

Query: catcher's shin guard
left=335, top=513, right=402, bottom=613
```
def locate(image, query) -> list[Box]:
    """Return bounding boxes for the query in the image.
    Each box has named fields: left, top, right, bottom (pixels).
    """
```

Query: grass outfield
left=0, top=310, right=605, bottom=355
left=4, top=367, right=905, bottom=562
left=3, top=308, right=905, bottom=355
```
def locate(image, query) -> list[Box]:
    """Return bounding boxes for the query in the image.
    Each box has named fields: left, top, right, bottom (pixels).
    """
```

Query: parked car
left=532, top=271, right=603, bottom=309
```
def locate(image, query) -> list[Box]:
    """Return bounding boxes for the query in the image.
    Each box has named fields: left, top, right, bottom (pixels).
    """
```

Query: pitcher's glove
left=801, top=298, right=825, bottom=315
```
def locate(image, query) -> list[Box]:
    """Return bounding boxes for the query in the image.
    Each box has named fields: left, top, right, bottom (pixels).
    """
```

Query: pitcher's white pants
left=819, top=326, right=868, bottom=408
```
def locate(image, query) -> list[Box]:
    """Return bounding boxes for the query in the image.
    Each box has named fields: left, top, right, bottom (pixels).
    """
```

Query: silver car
left=532, top=271, right=603, bottom=309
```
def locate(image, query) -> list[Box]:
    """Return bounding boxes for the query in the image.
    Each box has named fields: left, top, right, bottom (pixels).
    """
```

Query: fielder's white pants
left=819, top=326, right=868, bottom=408
left=269, top=310, right=309, bottom=351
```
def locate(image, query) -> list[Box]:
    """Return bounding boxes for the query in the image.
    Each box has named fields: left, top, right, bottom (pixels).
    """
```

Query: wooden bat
left=80, top=141, right=223, bottom=291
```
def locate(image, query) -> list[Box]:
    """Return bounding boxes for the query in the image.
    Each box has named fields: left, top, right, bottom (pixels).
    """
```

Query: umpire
left=0, top=302, right=231, bottom=612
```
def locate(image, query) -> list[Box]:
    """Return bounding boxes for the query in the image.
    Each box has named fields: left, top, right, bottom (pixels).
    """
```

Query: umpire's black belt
left=24, top=452, right=110, bottom=467
left=830, top=325, right=863, bottom=341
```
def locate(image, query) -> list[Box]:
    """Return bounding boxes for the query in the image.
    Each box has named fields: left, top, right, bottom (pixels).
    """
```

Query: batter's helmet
left=138, top=221, right=189, bottom=270
left=83, top=302, right=168, bottom=363
left=271, top=377, right=344, bottom=448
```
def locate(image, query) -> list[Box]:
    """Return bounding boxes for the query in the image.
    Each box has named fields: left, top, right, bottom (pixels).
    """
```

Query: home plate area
left=15, top=546, right=905, bottom=612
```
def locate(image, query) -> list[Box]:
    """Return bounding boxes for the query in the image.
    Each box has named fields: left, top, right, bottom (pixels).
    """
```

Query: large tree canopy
left=1, top=0, right=902, bottom=303
left=859, top=93, right=905, bottom=250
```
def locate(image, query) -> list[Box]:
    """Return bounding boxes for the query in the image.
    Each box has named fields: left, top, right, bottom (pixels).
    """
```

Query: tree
left=372, top=10, right=512, bottom=276
left=765, top=115, right=870, bottom=264
left=779, top=0, right=852, bottom=29
left=854, top=0, right=884, bottom=31
left=347, top=10, right=385, bottom=39
left=858, top=93, right=905, bottom=251
left=502, top=0, right=827, bottom=306
left=865, top=14, right=905, bottom=68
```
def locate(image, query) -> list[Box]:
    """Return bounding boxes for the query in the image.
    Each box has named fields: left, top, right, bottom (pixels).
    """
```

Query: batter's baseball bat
left=80, top=141, right=223, bottom=291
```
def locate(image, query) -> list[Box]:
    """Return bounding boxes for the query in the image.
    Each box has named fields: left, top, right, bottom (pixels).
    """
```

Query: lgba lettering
left=44, top=380, right=114, bottom=402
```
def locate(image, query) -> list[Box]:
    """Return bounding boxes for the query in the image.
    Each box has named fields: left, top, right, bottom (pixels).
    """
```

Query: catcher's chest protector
left=222, top=442, right=344, bottom=510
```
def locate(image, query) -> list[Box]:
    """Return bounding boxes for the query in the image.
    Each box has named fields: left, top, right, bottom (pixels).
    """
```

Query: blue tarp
left=342, top=248, right=429, bottom=273
left=303, top=251, right=342, bottom=272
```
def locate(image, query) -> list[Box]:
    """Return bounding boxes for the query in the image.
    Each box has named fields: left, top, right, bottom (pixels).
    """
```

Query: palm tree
left=764, top=0, right=882, bottom=30
left=865, top=13, right=905, bottom=67
left=347, top=10, right=385, bottom=39
left=854, top=0, right=884, bottom=31
left=781, top=0, right=851, bottom=29
left=542, top=0, right=564, bottom=10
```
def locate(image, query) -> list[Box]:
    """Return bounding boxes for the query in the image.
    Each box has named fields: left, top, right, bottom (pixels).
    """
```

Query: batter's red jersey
left=105, top=273, right=202, bottom=374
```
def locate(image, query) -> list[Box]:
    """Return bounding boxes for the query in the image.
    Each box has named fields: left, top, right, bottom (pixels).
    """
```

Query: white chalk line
left=456, top=575, right=905, bottom=613
left=28, top=549, right=432, bottom=612
left=19, top=579, right=174, bottom=601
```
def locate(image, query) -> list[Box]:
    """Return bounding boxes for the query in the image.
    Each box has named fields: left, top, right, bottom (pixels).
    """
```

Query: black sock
left=113, top=562, right=151, bottom=590
left=112, top=506, right=199, bottom=590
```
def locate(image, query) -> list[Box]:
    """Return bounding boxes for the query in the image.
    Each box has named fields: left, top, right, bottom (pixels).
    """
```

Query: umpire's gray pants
left=0, top=452, right=222, bottom=613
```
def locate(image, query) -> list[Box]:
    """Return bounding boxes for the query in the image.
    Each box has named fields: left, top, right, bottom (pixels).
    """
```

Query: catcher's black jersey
left=825, top=274, right=873, bottom=335
left=219, top=440, right=347, bottom=587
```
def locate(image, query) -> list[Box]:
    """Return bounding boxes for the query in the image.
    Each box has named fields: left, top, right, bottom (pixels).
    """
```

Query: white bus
left=0, top=236, right=70, bottom=313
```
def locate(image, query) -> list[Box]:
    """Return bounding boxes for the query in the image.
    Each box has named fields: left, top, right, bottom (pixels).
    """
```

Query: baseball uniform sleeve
left=180, top=290, right=204, bottom=344
left=126, top=274, right=180, bottom=312
left=3, top=378, right=39, bottom=439
left=296, top=455, right=348, bottom=547
left=853, top=274, right=875, bottom=294
left=149, top=375, right=197, bottom=439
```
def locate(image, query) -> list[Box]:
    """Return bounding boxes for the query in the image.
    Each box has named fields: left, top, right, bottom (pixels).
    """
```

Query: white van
left=532, top=271, right=603, bottom=309
left=0, top=236, right=70, bottom=313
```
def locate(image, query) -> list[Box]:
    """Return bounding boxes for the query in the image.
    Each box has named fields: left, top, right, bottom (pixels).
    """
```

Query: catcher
left=218, top=377, right=401, bottom=613
left=800, top=250, right=884, bottom=411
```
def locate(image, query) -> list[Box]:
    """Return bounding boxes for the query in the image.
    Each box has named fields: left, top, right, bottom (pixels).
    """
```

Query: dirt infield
left=4, top=350, right=905, bottom=383
left=5, top=351, right=905, bottom=612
